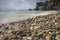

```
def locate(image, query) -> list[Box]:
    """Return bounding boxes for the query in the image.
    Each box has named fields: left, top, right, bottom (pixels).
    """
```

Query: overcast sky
left=0, top=0, right=47, bottom=10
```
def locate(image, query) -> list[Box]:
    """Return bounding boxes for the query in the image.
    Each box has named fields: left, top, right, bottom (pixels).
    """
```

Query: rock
left=27, top=36, right=32, bottom=40
left=31, top=33, right=37, bottom=37
left=8, top=33, right=17, bottom=40
left=35, top=2, right=46, bottom=10
left=28, top=9, right=32, bottom=11
left=34, top=0, right=60, bottom=10
left=4, top=27, right=9, bottom=29
left=0, top=35, right=4, bottom=40
left=45, top=34, right=52, bottom=40
left=56, top=35, right=60, bottom=40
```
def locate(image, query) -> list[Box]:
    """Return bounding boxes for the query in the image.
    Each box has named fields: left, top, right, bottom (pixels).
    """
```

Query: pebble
left=0, top=13, right=60, bottom=40
left=45, top=34, right=52, bottom=40
left=56, top=35, right=60, bottom=40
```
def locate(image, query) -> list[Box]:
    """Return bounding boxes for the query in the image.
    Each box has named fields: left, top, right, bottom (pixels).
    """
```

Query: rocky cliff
left=35, top=0, right=60, bottom=10
left=47, top=0, right=60, bottom=10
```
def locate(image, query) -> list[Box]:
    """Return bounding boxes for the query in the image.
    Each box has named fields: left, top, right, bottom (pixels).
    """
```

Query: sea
left=0, top=10, right=56, bottom=24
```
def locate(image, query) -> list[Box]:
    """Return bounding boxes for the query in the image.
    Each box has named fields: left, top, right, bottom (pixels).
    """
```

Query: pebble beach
left=0, top=11, right=60, bottom=40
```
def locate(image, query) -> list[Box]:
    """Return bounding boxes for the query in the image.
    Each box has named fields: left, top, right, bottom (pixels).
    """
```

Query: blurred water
left=0, top=11, right=45, bottom=20
left=0, top=10, right=56, bottom=24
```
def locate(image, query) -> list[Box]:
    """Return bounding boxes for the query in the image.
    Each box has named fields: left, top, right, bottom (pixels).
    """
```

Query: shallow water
left=0, top=11, right=41, bottom=20
left=0, top=10, right=56, bottom=24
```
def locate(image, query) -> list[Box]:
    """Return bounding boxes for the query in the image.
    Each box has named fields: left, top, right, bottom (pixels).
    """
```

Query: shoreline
left=0, top=11, right=58, bottom=24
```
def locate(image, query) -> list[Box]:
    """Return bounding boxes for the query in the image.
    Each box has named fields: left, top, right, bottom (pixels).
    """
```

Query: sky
left=0, top=0, right=47, bottom=10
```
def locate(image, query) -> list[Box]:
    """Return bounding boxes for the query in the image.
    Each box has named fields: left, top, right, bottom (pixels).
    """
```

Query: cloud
left=0, top=0, right=47, bottom=10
